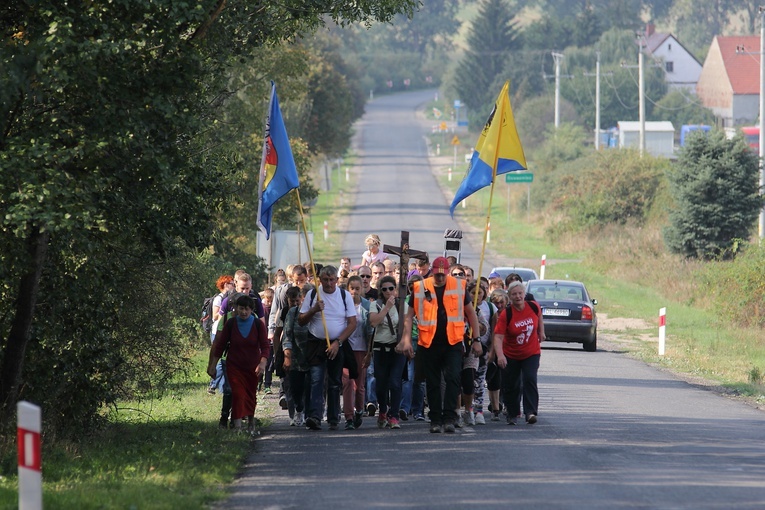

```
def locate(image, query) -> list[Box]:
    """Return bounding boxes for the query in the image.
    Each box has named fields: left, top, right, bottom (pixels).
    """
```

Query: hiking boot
left=305, top=417, right=321, bottom=430
left=377, top=412, right=387, bottom=429
left=430, top=424, right=443, bottom=433
left=443, top=422, right=456, bottom=434
left=474, top=412, right=486, bottom=425
left=353, top=410, right=364, bottom=429
left=344, top=420, right=355, bottom=430
left=388, top=417, right=400, bottom=429
left=399, top=409, right=409, bottom=421
left=367, top=402, right=377, bottom=417
left=526, top=414, right=537, bottom=424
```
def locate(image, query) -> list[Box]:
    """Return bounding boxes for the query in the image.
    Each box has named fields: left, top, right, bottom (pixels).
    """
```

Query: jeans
left=373, top=348, right=406, bottom=418
left=422, top=340, right=463, bottom=425
left=502, top=354, right=540, bottom=419
left=326, top=347, right=344, bottom=425
left=401, top=342, right=425, bottom=417
left=365, top=360, right=377, bottom=406
left=307, top=364, right=326, bottom=422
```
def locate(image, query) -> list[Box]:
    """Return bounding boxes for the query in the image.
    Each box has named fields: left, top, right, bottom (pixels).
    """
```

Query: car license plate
left=543, top=308, right=570, bottom=317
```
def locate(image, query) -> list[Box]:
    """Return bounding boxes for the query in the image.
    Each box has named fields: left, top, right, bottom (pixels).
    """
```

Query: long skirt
left=227, top=364, right=258, bottom=420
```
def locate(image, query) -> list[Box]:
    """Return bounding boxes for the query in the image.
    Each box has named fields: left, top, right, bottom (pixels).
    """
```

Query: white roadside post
left=345, top=167, right=349, bottom=182
left=486, top=222, right=491, bottom=244
left=323, top=221, right=328, bottom=241
left=448, top=167, right=452, bottom=182
left=18, top=401, right=42, bottom=510
left=659, top=307, right=666, bottom=356
left=540, top=254, right=547, bottom=280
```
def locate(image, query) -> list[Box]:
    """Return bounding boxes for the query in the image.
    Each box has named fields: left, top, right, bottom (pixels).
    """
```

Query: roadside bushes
left=539, top=149, right=668, bottom=234
left=704, top=243, right=765, bottom=328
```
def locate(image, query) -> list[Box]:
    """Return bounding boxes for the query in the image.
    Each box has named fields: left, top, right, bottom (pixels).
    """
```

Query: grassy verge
left=309, top=153, right=358, bottom=265
left=0, top=349, right=267, bottom=509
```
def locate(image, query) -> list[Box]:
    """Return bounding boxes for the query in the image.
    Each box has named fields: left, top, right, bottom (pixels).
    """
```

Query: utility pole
left=552, top=52, right=564, bottom=128
left=639, top=43, right=646, bottom=157
left=584, top=51, right=612, bottom=149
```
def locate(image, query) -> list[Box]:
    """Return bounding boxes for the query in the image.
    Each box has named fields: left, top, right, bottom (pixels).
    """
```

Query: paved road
left=220, top=91, right=765, bottom=509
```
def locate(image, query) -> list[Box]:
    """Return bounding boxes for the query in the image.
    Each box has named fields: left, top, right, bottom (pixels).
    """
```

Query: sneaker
left=399, top=409, right=409, bottom=421
left=367, top=403, right=377, bottom=417
left=526, top=414, right=537, bottom=424
left=294, top=411, right=304, bottom=427
left=279, top=395, right=288, bottom=409
left=264, top=387, right=272, bottom=394
left=455, top=414, right=464, bottom=428
left=344, top=420, right=355, bottom=430
left=491, top=410, right=501, bottom=422
left=430, top=424, right=443, bottom=433
left=475, top=412, right=486, bottom=425
left=388, top=417, right=400, bottom=429
left=353, top=410, right=364, bottom=429
left=414, top=414, right=426, bottom=421
left=289, top=417, right=296, bottom=426
left=328, top=422, right=339, bottom=431
left=443, top=422, right=456, bottom=434
left=207, top=387, right=216, bottom=395
left=377, top=412, right=387, bottom=429
left=507, top=416, right=517, bottom=426
left=466, top=410, right=476, bottom=426
left=305, top=416, right=321, bottom=430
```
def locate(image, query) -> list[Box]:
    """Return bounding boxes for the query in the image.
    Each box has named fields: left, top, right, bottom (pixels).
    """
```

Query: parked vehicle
left=490, top=266, right=539, bottom=283
left=741, top=126, right=759, bottom=152
left=525, top=279, right=598, bottom=352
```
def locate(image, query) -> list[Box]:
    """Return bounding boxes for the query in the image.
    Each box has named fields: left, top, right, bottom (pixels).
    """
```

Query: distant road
left=219, top=91, right=765, bottom=510
left=340, top=89, right=484, bottom=270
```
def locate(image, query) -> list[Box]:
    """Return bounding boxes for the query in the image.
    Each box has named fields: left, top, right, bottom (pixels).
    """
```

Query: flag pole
left=295, top=189, right=331, bottom=349
left=473, top=128, right=503, bottom=308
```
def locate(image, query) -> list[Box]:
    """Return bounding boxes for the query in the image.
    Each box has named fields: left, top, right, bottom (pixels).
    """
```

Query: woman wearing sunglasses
left=368, top=275, right=407, bottom=429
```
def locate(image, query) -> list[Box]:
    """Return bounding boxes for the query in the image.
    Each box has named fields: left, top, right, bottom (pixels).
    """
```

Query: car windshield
left=529, top=284, right=584, bottom=301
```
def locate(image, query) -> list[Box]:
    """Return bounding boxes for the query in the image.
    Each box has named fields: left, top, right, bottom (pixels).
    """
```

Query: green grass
left=0, top=350, right=265, bottom=509
left=310, top=153, right=358, bottom=265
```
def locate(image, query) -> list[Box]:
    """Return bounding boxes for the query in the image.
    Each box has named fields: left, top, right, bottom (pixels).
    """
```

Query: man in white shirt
left=298, top=265, right=357, bottom=430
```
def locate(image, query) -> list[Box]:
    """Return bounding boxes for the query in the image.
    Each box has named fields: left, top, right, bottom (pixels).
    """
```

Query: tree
left=649, top=89, right=716, bottom=127
left=453, top=0, right=522, bottom=117
left=664, top=131, right=762, bottom=259
left=0, top=0, right=416, bottom=428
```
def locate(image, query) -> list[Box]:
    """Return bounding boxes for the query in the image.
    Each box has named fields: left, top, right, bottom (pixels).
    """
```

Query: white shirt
left=299, top=286, right=356, bottom=340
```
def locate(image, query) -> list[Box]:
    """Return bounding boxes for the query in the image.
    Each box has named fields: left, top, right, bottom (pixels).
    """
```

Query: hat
left=431, top=256, right=450, bottom=274
left=488, top=271, right=502, bottom=279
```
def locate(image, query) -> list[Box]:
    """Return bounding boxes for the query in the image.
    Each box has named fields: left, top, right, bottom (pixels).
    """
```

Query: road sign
left=439, top=121, right=447, bottom=131
left=433, top=107, right=442, bottom=119
left=505, top=172, right=533, bottom=183
left=451, top=135, right=460, bottom=145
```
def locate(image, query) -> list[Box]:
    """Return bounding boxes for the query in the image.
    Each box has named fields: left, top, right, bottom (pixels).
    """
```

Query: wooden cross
left=382, top=231, right=428, bottom=340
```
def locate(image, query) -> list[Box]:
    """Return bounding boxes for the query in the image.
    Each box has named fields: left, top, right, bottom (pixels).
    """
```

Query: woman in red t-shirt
left=493, top=281, right=545, bottom=425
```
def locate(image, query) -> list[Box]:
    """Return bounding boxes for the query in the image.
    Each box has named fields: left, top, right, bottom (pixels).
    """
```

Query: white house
left=617, top=121, right=675, bottom=158
left=644, top=24, right=702, bottom=92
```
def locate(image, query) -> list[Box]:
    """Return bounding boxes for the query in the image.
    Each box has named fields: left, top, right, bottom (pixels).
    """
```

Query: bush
left=664, top=131, right=761, bottom=259
left=540, top=149, right=668, bottom=233
left=705, top=243, right=765, bottom=328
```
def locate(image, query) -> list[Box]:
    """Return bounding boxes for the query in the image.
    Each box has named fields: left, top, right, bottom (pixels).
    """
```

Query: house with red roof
left=696, top=35, right=760, bottom=127
left=643, top=24, right=702, bottom=92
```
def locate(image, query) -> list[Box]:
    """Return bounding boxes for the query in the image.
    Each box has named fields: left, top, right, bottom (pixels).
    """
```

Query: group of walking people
left=207, top=233, right=546, bottom=433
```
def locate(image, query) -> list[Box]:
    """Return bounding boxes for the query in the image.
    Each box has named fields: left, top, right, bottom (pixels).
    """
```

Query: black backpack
left=200, top=294, right=218, bottom=334
left=505, top=300, right=540, bottom=327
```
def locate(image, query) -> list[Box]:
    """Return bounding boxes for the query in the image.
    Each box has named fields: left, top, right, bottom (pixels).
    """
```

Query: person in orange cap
left=397, top=256, right=481, bottom=433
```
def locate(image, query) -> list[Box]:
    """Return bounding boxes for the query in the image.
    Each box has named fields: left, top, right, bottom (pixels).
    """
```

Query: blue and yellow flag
left=257, top=82, right=300, bottom=240
left=449, top=81, right=526, bottom=217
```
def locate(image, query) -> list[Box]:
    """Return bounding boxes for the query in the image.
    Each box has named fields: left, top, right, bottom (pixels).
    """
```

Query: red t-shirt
left=494, top=303, right=540, bottom=360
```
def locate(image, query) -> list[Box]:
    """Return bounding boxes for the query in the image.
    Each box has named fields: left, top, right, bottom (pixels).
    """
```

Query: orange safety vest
left=412, top=276, right=466, bottom=348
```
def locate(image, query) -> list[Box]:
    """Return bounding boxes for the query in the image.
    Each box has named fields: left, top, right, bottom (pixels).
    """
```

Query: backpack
left=308, top=287, right=348, bottom=312
left=505, top=300, right=540, bottom=327
left=200, top=294, right=218, bottom=334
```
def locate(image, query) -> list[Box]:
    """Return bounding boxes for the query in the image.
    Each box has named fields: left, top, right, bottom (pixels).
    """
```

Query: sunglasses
left=381, top=286, right=395, bottom=292
left=359, top=274, right=372, bottom=278
left=452, top=272, right=465, bottom=277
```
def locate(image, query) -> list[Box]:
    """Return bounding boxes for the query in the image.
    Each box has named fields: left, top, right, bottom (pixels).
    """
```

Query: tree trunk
left=0, top=227, right=49, bottom=424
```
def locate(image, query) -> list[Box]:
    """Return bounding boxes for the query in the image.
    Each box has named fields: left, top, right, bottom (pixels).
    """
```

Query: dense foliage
left=664, top=131, right=761, bottom=259
left=0, top=0, right=416, bottom=432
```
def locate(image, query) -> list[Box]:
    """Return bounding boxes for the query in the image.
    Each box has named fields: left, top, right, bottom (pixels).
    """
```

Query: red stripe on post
left=659, top=314, right=666, bottom=327
left=17, top=428, right=41, bottom=472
